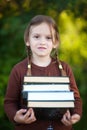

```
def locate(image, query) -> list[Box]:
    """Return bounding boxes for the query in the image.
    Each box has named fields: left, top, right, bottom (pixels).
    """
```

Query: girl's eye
left=46, top=36, right=52, bottom=40
left=33, top=35, right=40, bottom=39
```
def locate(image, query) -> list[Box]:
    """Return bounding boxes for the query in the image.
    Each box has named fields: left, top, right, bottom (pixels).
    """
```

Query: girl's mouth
left=38, top=47, right=46, bottom=50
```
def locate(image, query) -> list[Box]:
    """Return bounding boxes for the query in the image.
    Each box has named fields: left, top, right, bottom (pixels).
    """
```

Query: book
left=24, top=76, right=70, bottom=84
left=27, top=91, right=74, bottom=101
left=23, top=84, right=70, bottom=92
left=22, top=76, right=75, bottom=110
left=27, top=101, right=74, bottom=108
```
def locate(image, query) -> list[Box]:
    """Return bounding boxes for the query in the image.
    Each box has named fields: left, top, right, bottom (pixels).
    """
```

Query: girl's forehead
left=30, top=22, right=54, bottom=34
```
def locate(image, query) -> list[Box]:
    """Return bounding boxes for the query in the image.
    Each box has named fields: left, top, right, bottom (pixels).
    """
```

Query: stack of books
left=22, top=76, right=75, bottom=108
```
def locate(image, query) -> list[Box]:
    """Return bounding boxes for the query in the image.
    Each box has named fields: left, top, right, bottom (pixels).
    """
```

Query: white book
left=23, top=84, right=70, bottom=92
left=24, top=76, right=70, bottom=83
left=28, top=101, right=74, bottom=108
left=27, top=91, right=74, bottom=101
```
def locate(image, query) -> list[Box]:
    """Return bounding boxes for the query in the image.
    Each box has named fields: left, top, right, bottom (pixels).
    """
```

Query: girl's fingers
left=18, top=109, right=27, bottom=114
left=66, top=110, right=71, bottom=120
left=71, top=114, right=80, bottom=124
left=24, top=108, right=36, bottom=124
left=61, top=110, right=72, bottom=126
left=61, top=110, right=81, bottom=126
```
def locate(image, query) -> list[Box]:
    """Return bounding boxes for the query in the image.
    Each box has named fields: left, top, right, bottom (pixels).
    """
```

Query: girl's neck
left=31, top=56, right=52, bottom=67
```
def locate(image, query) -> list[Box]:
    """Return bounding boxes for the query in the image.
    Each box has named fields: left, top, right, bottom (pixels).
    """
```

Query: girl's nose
left=40, top=37, right=46, bottom=45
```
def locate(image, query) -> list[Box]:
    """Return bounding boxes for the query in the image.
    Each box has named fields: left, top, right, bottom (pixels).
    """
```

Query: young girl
left=4, top=15, right=82, bottom=130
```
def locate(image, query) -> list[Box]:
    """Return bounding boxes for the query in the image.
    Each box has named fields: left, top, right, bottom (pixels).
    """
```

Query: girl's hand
left=14, top=108, right=36, bottom=124
left=61, top=110, right=80, bottom=126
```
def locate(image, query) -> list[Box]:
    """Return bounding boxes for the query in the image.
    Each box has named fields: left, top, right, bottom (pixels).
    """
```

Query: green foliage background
left=0, top=0, right=87, bottom=129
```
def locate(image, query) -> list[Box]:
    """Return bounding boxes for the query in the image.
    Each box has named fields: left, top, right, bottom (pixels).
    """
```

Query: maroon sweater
left=4, top=58, right=82, bottom=130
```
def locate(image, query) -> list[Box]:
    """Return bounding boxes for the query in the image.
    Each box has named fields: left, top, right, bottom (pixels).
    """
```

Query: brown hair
left=24, top=15, right=66, bottom=76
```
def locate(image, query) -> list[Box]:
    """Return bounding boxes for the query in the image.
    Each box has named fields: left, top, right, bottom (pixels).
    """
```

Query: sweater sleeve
left=61, top=61, right=82, bottom=117
left=4, top=66, right=22, bottom=123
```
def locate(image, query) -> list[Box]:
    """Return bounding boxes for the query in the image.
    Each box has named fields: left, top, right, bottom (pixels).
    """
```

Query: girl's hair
left=24, top=15, right=66, bottom=76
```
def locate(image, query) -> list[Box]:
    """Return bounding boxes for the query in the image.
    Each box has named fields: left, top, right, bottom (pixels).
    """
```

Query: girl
left=4, top=15, right=82, bottom=130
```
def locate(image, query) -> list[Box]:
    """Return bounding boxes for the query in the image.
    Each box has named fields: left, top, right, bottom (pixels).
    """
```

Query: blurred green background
left=0, top=0, right=87, bottom=129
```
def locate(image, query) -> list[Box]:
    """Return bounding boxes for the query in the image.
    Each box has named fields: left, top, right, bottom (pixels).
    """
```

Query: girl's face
left=27, top=22, right=56, bottom=60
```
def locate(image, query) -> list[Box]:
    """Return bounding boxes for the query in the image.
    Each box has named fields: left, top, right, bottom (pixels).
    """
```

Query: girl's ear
left=53, top=44, right=58, bottom=49
left=26, top=41, right=30, bottom=46
left=53, top=41, right=59, bottom=49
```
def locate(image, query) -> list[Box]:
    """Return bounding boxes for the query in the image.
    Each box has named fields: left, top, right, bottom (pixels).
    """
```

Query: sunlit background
left=0, top=0, right=87, bottom=129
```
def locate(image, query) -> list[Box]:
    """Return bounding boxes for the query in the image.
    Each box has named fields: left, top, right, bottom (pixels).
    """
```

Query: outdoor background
left=0, top=0, right=87, bottom=129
